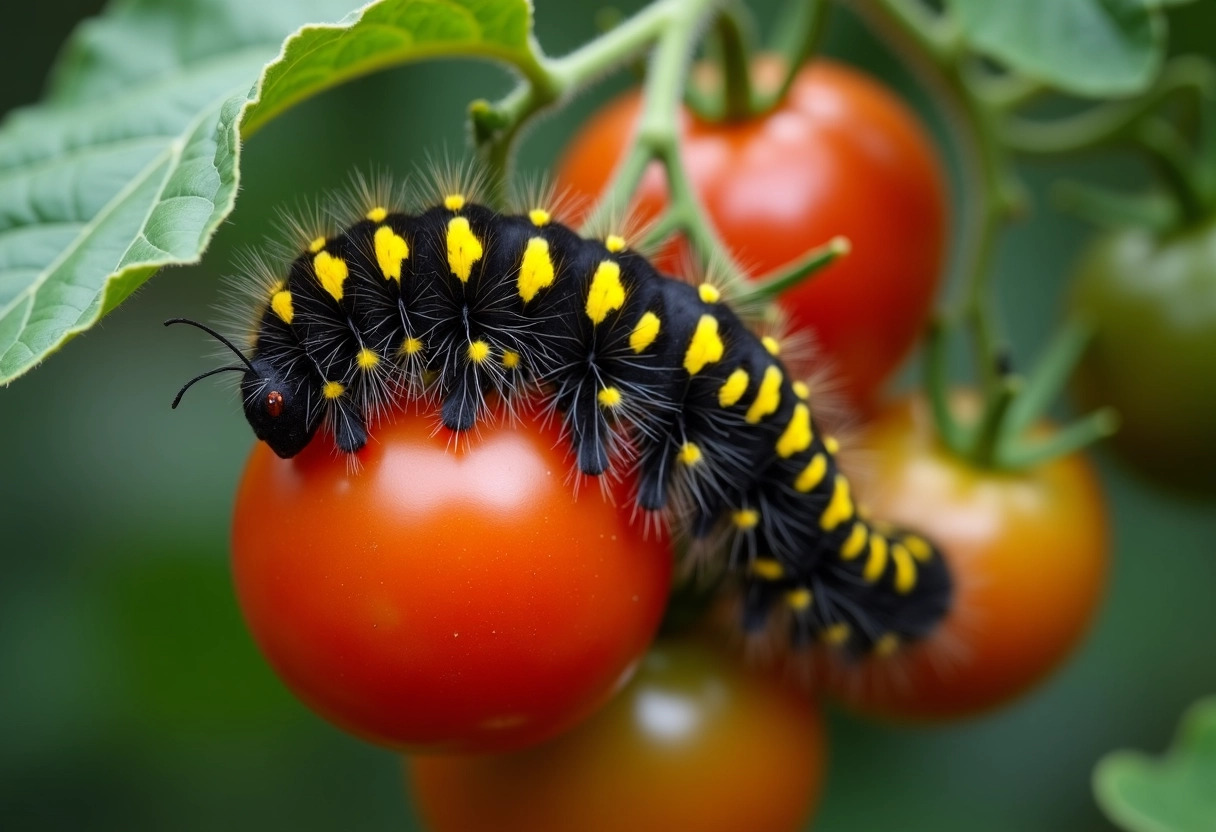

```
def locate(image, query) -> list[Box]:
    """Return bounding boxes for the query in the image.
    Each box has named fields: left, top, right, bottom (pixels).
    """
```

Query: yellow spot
left=820, top=475, right=853, bottom=531
left=313, top=251, right=349, bottom=301
left=356, top=348, right=379, bottom=370
left=374, top=225, right=409, bottom=282
left=795, top=454, right=827, bottom=493
left=446, top=217, right=483, bottom=282
left=467, top=340, right=491, bottom=363
left=786, top=588, right=813, bottom=611
left=630, top=312, right=662, bottom=353
left=585, top=260, right=625, bottom=324
left=750, top=558, right=783, bottom=580
left=517, top=237, right=555, bottom=303
left=719, top=368, right=749, bottom=407
left=732, top=509, right=759, bottom=530
left=444, top=194, right=466, bottom=211
left=824, top=436, right=841, bottom=454
left=840, top=522, right=868, bottom=560
left=401, top=337, right=424, bottom=356
left=745, top=366, right=783, bottom=424
left=308, top=236, right=327, bottom=253
left=683, top=315, right=724, bottom=374
left=366, top=206, right=388, bottom=223
left=793, top=381, right=810, bottom=400
left=597, top=387, right=623, bottom=409
left=698, top=283, right=720, bottom=303
left=501, top=350, right=521, bottom=369
left=863, top=534, right=888, bottom=583
left=874, top=633, right=901, bottom=658
left=271, top=290, right=294, bottom=324
left=891, top=543, right=917, bottom=594
left=776, top=403, right=813, bottom=458
left=822, top=623, right=851, bottom=646
left=605, top=234, right=626, bottom=252
left=322, top=381, right=345, bottom=400
left=529, top=208, right=551, bottom=227
left=678, top=442, right=702, bottom=466
left=904, top=535, right=933, bottom=562
left=762, top=336, right=781, bottom=356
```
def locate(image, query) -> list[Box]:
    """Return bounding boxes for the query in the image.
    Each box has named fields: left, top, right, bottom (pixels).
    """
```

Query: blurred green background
left=2, top=1, right=1215, bottom=830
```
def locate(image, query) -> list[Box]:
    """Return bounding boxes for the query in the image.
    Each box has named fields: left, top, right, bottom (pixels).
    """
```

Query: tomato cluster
left=228, top=59, right=1114, bottom=832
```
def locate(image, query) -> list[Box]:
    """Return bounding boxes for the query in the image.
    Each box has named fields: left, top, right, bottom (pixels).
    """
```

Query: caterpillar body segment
left=195, top=193, right=952, bottom=657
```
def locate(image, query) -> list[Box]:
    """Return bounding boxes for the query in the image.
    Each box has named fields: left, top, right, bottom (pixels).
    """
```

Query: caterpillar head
left=240, top=357, right=324, bottom=458
left=166, top=317, right=322, bottom=458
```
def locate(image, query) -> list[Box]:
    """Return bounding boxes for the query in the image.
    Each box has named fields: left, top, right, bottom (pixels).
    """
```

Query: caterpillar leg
left=331, top=397, right=368, bottom=454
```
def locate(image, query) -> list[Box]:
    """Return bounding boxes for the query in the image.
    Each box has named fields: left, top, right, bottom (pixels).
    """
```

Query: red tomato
left=231, top=408, right=672, bottom=753
left=555, top=58, right=948, bottom=407
left=818, top=394, right=1108, bottom=718
left=408, top=638, right=825, bottom=832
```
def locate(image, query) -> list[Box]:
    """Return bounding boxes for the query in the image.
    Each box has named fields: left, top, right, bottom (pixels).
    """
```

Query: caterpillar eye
left=266, top=390, right=284, bottom=418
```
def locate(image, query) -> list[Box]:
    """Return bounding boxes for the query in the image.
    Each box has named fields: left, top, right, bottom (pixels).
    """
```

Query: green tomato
left=1071, top=219, right=1216, bottom=493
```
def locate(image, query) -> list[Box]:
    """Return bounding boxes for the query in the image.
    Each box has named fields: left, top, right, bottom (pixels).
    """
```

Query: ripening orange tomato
left=408, top=638, right=826, bottom=832
left=231, top=407, right=672, bottom=752
left=555, top=58, right=948, bottom=407
left=818, top=394, right=1108, bottom=718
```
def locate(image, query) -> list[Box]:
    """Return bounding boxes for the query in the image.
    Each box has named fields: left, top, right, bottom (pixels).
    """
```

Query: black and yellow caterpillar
left=170, top=185, right=951, bottom=656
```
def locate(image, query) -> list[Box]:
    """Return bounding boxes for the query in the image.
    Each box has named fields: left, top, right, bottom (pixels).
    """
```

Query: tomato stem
left=470, top=0, right=686, bottom=206
left=751, top=0, right=832, bottom=117
left=713, top=2, right=759, bottom=122
left=970, top=375, right=1020, bottom=469
left=925, top=317, right=969, bottom=456
left=739, top=236, right=851, bottom=305
left=999, top=409, right=1120, bottom=469
left=1135, top=118, right=1209, bottom=226
left=998, top=56, right=1216, bottom=156
left=1002, top=318, right=1095, bottom=440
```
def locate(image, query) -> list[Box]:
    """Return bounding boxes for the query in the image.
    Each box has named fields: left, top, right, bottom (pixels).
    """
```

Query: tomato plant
left=408, top=638, right=825, bottom=832
left=555, top=58, right=948, bottom=406
left=231, top=407, right=672, bottom=753
left=819, top=394, right=1108, bottom=719
left=1071, top=219, right=1216, bottom=494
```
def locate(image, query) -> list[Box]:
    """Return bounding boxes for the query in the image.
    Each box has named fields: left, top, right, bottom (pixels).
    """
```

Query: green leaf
left=0, top=0, right=538, bottom=386
left=1094, top=697, right=1216, bottom=832
left=946, top=0, right=1166, bottom=97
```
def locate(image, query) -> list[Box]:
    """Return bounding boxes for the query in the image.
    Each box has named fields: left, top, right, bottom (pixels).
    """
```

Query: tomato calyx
left=925, top=315, right=1119, bottom=472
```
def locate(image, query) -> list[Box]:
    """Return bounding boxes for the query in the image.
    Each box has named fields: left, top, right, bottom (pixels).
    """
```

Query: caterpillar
left=169, top=179, right=951, bottom=657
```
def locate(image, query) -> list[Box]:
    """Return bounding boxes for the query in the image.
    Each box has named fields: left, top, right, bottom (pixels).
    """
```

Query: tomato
left=818, top=394, right=1108, bottom=719
left=1071, top=220, right=1216, bottom=494
left=555, top=58, right=948, bottom=407
left=230, top=407, right=672, bottom=753
left=408, top=638, right=825, bottom=832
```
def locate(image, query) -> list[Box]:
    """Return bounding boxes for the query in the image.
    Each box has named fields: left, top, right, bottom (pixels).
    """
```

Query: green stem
left=714, top=2, right=756, bottom=121
left=925, top=316, right=969, bottom=456
left=740, top=236, right=850, bottom=303
left=590, top=0, right=749, bottom=287
left=1137, top=118, right=1209, bottom=224
left=1004, top=317, right=1094, bottom=438
left=1000, top=409, right=1120, bottom=469
left=999, top=56, right=1216, bottom=156
left=471, top=0, right=686, bottom=204
left=971, top=376, right=1020, bottom=468
left=754, top=0, right=831, bottom=115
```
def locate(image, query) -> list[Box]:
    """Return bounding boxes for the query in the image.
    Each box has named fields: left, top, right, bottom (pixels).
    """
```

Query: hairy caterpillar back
left=170, top=178, right=952, bottom=658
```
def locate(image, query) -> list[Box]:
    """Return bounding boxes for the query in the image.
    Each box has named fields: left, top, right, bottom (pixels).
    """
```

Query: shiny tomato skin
left=231, top=409, right=672, bottom=753
left=1071, top=220, right=1216, bottom=493
left=408, top=638, right=825, bottom=832
left=555, top=59, right=947, bottom=407
left=821, top=394, right=1108, bottom=719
